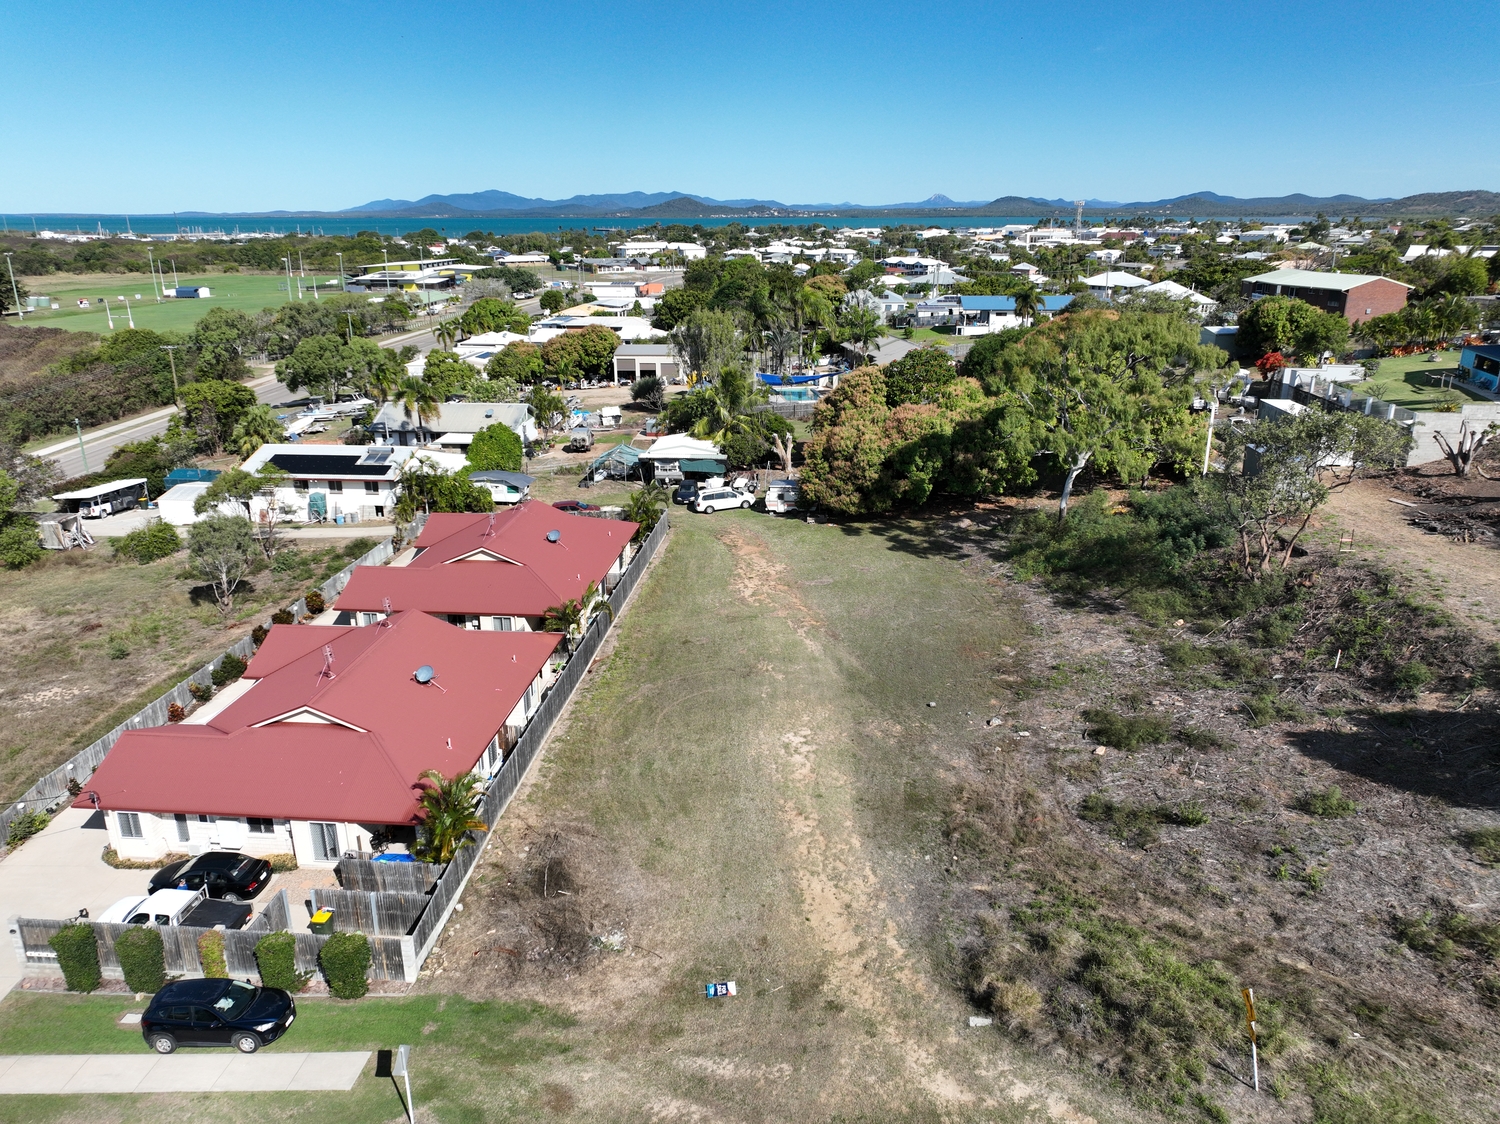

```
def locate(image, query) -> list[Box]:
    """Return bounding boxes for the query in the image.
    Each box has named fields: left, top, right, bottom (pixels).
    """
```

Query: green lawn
left=0, top=993, right=575, bottom=1123
left=898, top=326, right=957, bottom=343
left=14, top=272, right=325, bottom=335
left=1351, top=352, right=1490, bottom=410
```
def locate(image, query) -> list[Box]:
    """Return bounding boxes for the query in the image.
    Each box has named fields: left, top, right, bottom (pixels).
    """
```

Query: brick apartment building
left=1241, top=269, right=1411, bottom=323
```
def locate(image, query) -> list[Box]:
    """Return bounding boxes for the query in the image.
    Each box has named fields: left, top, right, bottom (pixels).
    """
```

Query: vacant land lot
left=0, top=536, right=376, bottom=804
left=14, top=272, right=319, bottom=335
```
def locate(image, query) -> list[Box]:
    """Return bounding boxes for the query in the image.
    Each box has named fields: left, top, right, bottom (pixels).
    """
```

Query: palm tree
left=230, top=405, right=286, bottom=459
left=396, top=375, right=440, bottom=431
left=542, top=581, right=614, bottom=641
left=366, top=362, right=402, bottom=406
left=622, top=482, right=669, bottom=539
left=1013, top=284, right=1042, bottom=324
left=688, top=366, right=767, bottom=444
left=412, top=770, right=487, bottom=864
left=837, top=305, right=881, bottom=365
left=764, top=323, right=799, bottom=376
left=433, top=319, right=460, bottom=351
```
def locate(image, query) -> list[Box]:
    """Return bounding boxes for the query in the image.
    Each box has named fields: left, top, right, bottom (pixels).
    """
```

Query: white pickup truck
left=95, top=887, right=252, bottom=929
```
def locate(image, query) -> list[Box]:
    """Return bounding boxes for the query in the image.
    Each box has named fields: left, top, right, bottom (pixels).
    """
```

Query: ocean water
left=0, top=214, right=1052, bottom=239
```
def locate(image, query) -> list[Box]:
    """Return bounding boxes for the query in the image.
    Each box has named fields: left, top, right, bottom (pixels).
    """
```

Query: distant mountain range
left=161, top=189, right=1500, bottom=221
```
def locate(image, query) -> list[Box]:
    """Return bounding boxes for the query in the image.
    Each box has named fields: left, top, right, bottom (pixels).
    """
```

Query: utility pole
left=147, top=248, right=161, bottom=300
left=161, top=345, right=181, bottom=406
left=3, top=252, right=21, bottom=320
left=74, top=419, right=90, bottom=474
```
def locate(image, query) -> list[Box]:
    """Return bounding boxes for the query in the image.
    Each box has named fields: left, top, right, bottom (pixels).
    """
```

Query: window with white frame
left=524, top=678, right=539, bottom=713
left=493, top=616, right=514, bottom=631
left=309, top=822, right=339, bottom=861
left=118, top=812, right=143, bottom=838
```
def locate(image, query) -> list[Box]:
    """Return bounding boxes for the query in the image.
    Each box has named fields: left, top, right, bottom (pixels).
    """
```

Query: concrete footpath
left=0, top=1051, right=370, bottom=1094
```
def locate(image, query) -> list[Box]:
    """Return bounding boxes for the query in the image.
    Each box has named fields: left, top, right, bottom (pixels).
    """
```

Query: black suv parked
left=148, top=852, right=272, bottom=901
left=141, top=979, right=295, bottom=1054
left=673, top=480, right=699, bottom=505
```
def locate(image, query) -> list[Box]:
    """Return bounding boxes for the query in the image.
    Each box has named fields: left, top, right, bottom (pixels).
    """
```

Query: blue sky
left=3, top=1, right=1495, bottom=213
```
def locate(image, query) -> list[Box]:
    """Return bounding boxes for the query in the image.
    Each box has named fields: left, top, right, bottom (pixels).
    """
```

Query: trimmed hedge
left=49, top=923, right=101, bottom=992
left=254, top=931, right=308, bottom=991
left=319, top=931, right=371, bottom=999
left=198, top=930, right=228, bottom=978
left=116, top=925, right=165, bottom=993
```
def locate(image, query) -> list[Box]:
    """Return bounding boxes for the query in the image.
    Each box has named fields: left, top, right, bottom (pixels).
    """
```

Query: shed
left=157, top=482, right=213, bottom=526
left=586, top=443, right=641, bottom=480
left=468, top=470, right=535, bottom=504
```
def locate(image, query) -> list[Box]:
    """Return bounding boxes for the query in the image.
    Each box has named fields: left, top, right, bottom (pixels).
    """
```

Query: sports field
left=13, top=271, right=343, bottom=334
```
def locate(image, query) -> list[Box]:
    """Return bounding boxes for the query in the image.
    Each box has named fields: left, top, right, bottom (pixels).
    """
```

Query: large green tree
left=189, top=307, right=257, bottom=380
left=990, top=310, right=1229, bottom=519
left=466, top=422, right=524, bottom=472
left=670, top=307, right=742, bottom=382
left=485, top=341, right=544, bottom=385
left=187, top=513, right=257, bottom=616
left=883, top=346, right=956, bottom=406
left=171, top=379, right=257, bottom=455
left=458, top=297, right=530, bottom=336
left=1237, top=295, right=1350, bottom=362
left=540, top=324, right=619, bottom=381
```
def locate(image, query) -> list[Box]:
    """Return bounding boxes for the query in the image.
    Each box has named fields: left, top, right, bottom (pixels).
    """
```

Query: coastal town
left=4, top=4, right=1500, bottom=1122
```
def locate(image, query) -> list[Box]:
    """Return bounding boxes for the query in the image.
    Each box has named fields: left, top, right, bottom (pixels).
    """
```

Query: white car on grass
left=690, top=487, right=753, bottom=514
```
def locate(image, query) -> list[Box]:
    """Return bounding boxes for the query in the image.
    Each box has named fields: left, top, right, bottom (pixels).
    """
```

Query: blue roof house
left=956, top=294, right=1073, bottom=336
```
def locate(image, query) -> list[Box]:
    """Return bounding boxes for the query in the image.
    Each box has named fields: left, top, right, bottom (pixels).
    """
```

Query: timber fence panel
left=159, top=925, right=206, bottom=975
left=367, top=936, right=407, bottom=980
left=246, top=888, right=290, bottom=933
left=336, top=857, right=441, bottom=894
left=16, top=918, right=67, bottom=963
left=224, top=929, right=261, bottom=978
left=310, top=889, right=428, bottom=937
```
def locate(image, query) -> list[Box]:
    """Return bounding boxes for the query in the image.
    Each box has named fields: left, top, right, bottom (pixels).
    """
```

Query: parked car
left=141, top=978, right=295, bottom=1055
left=551, top=500, right=600, bottom=513
left=97, top=887, right=252, bottom=929
left=150, top=852, right=271, bottom=901
left=691, top=487, right=753, bottom=514
left=672, top=480, right=699, bottom=506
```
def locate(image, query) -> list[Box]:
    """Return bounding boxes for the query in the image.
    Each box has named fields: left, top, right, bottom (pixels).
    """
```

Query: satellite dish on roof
left=414, top=665, right=435, bottom=684
left=546, top=529, right=561, bottom=543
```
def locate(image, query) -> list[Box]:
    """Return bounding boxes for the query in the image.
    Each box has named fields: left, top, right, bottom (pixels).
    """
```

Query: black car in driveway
left=141, top=978, right=295, bottom=1054
left=148, top=852, right=272, bottom=901
left=672, top=480, right=699, bottom=505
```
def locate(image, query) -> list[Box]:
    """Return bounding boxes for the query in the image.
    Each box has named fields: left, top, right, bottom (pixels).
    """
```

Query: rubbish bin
left=309, top=907, right=336, bottom=934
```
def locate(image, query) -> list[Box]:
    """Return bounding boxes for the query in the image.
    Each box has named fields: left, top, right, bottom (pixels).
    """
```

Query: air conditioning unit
left=185, top=842, right=208, bottom=856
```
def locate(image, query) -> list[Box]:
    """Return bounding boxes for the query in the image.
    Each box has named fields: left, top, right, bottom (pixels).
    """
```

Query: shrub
left=1168, top=800, right=1211, bottom=826
left=1392, top=659, right=1433, bottom=695
left=188, top=681, right=214, bottom=703
left=113, top=522, right=182, bottom=564
left=6, top=808, right=51, bottom=848
left=102, top=846, right=188, bottom=869
left=250, top=624, right=268, bottom=646
left=1463, top=827, right=1500, bottom=864
left=342, top=536, right=376, bottom=559
left=271, top=609, right=295, bottom=625
left=116, top=925, right=165, bottom=993
left=319, top=931, right=371, bottom=999
left=264, top=852, right=298, bottom=872
left=50, top=923, right=101, bottom=992
left=467, top=423, right=524, bottom=473
left=305, top=589, right=326, bottom=615
left=630, top=375, right=666, bottom=411
left=1177, top=725, right=1229, bottom=752
left=197, top=930, right=228, bottom=978
left=167, top=702, right=186, bottom=722
left=1083, top=707, right=1171, bottom=750
left=255, top=931, right=310, bottom=991
left=211, top=652, right=247, bottom=687
left=1300, top=785, right=1358, bottom=818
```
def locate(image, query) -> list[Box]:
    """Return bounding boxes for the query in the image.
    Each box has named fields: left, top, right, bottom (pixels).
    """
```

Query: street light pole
left=147, top=248, right=161, bottom=300
left=4, top=253, right=22, bottom=320
left=161, top=345, right=181, bottom=406
left=74, top=418, right=90, bottom=474
left=336, top=251, right=346, bottom=292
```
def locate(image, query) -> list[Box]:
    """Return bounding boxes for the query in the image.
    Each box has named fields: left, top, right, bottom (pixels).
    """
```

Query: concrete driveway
left=0, top=808, right=152, bottom=994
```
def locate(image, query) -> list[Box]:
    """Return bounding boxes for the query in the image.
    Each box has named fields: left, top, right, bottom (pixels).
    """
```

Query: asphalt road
left=38, top=372, right=296, bottom=479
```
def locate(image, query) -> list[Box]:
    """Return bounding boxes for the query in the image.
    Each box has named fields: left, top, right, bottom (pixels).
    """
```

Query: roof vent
left=546, top=530, right=561, bottom=543
left=414, top=665, right=435, bottom=684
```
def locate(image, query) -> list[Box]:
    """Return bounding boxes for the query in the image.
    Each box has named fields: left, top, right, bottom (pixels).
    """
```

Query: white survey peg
left=1241, top=987, right=1259, bottom=1092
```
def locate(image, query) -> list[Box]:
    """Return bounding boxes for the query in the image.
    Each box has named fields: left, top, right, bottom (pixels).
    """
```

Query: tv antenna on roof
left=380, top=596, right=394, bottom=625
left=483, top=511, right=496, bottom=539
left=320, top=645, right=337, bottom=680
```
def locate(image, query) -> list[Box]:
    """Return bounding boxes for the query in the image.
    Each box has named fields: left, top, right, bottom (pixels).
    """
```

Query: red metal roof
left=85, top=612, right=561, bottom=826
left=406, top=502, right=638, bottom=603
left=335, top=562, right=565, bottom=618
